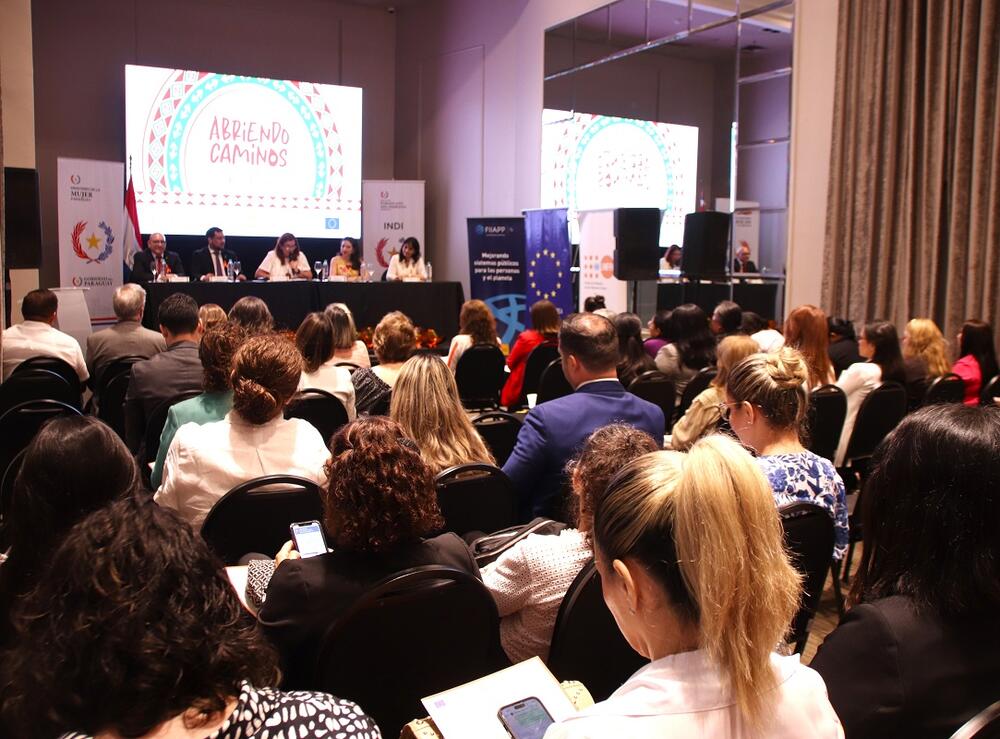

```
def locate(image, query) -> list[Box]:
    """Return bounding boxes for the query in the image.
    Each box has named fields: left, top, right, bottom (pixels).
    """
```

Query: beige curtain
left=824, top=0, right=1000, bottom=347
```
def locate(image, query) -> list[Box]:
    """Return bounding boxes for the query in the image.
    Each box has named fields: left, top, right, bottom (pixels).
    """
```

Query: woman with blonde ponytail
left=547, top=436, right=843, bottom=738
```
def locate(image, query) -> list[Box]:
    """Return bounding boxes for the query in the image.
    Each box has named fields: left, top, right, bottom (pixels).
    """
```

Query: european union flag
left=524, top=208, right=572, bottom=316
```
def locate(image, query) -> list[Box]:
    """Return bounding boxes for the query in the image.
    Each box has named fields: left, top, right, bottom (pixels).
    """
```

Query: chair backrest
left=779, top=502, right=835, bottom=653
left=537, top=358, right=574, bottom=405
left=628, top=371, right=676, bottom=433
left=951, top=699, right=1000, bottom=739
left=334, top=361, right=362, bottom=371
left=0, top=368, right=80, bottom=417
left=472, top=411, right=523, bottom=467
left=316, top=565, right=507, bottom=738
left=200, top=474, right=323, bottom=564
left=97, top=357, right=146, bottom=439
left=676, top=366, right=717, bottom=421
left=284, top=388, right=350, bottom=445
left=548, top=558, right=648, bottom=702
left=981, top=374, right=1000, bottom=406
left=844, top=381, right=908, bottom=465
left=0, top=400, right=83, bottom=486
left=0, top=448, right=28, bottom=550
left=11, top=355, right=80, bottom=390
left=141, top=390, right=204, bottom=467
left=806, top=384, right=848, bottom=462
left=521, top=342, right=560, bottom=399
left=924, top=373, right=966, bottom=405
left=435, top=463, right=518, bottom=537
left=454, top=344, right=507, bottom=409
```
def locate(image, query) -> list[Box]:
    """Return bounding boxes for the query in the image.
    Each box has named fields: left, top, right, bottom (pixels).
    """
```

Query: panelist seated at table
left=330, top=237, right=360, bottom=278
left=191, top=227, right=246, bottom=281
left=386, top=236, right=428, bottom=281
left=255, top=232, right=312, bottom=281
left=732, top=243, right=759, bottom=274
left=130, top=232, right=185, bottom=283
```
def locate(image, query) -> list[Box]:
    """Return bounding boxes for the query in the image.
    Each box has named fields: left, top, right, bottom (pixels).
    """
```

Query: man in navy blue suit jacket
left=503, top=312, right=664, bottom=520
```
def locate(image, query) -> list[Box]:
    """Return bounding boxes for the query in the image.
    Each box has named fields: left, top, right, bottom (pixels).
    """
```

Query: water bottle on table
left=425, top=261, right=433, bottom=282
left=322, top=259, right=330, bottom=281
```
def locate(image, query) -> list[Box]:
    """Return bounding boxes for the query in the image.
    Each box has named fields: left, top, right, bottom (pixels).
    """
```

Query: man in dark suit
left=124, top=292, right=204, bottom=454
left=503, top=312, right=664, bottom=520
left=130, top=233, right=186, bottom=283
left=190, top=226, right=246, bottom=281
left=733, top=243, right=759, bottom=273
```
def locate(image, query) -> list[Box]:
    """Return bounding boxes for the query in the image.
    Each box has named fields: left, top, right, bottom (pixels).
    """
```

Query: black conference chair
left=333, top=361, right=362, bottom=372
left=435, top=463, right=518, bottom=537
left=806, top=384, right=847, bottom=463
left=628, top=371, right=676, bottom=433
left=536, top=358, right=574, bottom=405
left=472, top=411, right=523, bottom=467
left=455, top=344, right=507, bottom=410
left=284, top=388, right=350, bottom=445
left=0, top=367, right=80, bottom=417
left=200, top=474, right=323, bottom=564
left=520, top=342, right=560, bottom=402
left=981, top=374, right=1000, bottom=406
left=12, top=355, right=81, bottom=392
left=779, top=502, right=836, bottom=653
left=316, top=566, right=507, bottom=738
left=548, top=559, right=648, bottom=702
left=924, top=373, right=966, bottom=405
left=675, top=366, right=716, bottom=422
left=951, top=699, right=1000, bottom=739
left=96, top=356, right=146, bottom=440
left=0, top=448, right=28, bottom=550
left=139, top=390, right=205, bottom=477
left=0, top=399, right=82, bottom=492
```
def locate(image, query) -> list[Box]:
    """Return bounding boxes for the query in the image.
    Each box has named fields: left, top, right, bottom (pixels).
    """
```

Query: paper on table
left=225, top=565, right=253, bottom=613
left=422, top=657, right=576, bottom=739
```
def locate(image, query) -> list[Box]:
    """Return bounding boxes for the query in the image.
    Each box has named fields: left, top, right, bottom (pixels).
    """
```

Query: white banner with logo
left=715, top=198, right=760, bottom=264
left=578, top=209, right=628, bottom=313
left=58, top=158, right=124, bottom=325
left=362, top=180, right=425, bottom=271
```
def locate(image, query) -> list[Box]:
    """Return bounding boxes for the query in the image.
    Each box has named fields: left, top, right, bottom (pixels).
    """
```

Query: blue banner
left=524, top=208, right=573, bottom=317
left=467, top=217, right=527, bottom=348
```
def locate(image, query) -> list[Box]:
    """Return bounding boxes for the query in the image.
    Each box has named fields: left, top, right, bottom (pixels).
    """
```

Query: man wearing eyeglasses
left=131, top=233, right=186, bottom=283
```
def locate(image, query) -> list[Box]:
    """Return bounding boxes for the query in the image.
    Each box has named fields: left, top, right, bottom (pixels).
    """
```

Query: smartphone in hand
left=289, top=520, right=328, bottom=558
left=497, top=697, right=554, bottom=739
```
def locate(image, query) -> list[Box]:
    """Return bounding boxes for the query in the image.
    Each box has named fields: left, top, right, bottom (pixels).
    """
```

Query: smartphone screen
left=289, top=521, right=328, bottom=558
left=497, top=697, right=554, bottom=739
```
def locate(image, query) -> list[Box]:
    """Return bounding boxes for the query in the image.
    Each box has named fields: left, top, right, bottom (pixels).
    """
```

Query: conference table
left=657, top=277, right=784, bottom=321
left=143, top=281, right=465, bottom=339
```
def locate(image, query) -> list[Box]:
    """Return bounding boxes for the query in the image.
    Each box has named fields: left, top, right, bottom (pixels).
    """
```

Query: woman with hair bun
left=725, top=347, right=849, bottom=560
left=547, top=437, right=842, bottom=737
left=155, top=333, right=330, bottom=528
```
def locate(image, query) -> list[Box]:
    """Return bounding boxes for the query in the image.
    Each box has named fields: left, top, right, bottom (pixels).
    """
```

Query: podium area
left=143, top=281, right=465, bottom=338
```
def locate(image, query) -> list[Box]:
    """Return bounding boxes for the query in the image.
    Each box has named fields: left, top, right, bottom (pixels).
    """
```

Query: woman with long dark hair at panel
left=386, top=236, right=427, bottom=281
left=546, top=437, right=843, bottom=737
left=0, top=496, right=380, bottom=739
left=953, top=319, right=999, bottom=405
left=500, top=299, right=561, bottom=408
left=834, top=320, right=906, bottom=466
left=330, top=237, right=361, bottom=278
left=812, top=405, right=1000, bottom=737
left=613, top=312, right=656, bottom=387
left=255, top=232, right=311, bottom=280
left=653, top=303, right=716, bottom=402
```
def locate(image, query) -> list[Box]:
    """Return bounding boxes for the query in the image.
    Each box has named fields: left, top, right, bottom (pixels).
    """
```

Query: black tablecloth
left=657, top=281, right=782, bottom=321
left=143, top=281, right=464, bottom=338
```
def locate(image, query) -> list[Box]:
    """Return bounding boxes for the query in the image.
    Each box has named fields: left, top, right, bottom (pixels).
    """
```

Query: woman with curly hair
left=351, top=311, right=417, bottom=414
left=446, top=299, right=502, bottom=371
left=0, top=496, right=379, bottom=739
left=155, top=333, right=330, bottom=528
left=390, top=353, right=494, bottom=474
left=256, top=416, right=478, bottom=686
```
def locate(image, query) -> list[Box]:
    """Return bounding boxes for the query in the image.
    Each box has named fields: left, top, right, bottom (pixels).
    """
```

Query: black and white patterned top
left=61, top=682, right=381, bottom=739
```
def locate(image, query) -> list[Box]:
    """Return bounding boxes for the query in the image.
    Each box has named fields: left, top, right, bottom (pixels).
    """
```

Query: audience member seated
left=834, top=320, right=906, bottom=466
left=386, top=236, right=427, bottom=281
left=124, top=293, right=204, bottom=453
left=129, top=232, right=185, bottom=283
left=0, top=496, right=379, bottom=739
left=351, top=311, right=416, bottom=415
left=654, top=303, right=716, bottom=403
left=953, top=319, right=998, bottom=405
left=255, top=232, right=312, bottom=281
left=482, top=424, right=658, bottom=664
left=155, top=333, right=329, bottom=528
left=710, top=300, right=743, bottom=341
left=198, top=302, right=228, bottom=331
left=295, top=312, right=357, bottom=420
left=828, top=317, right=864, bottom=378
left=330, top=237, right=361, bottom=278
left=643, top=310, right=671, bottom=358
left=613, top=312, right=656, bottom=387
left=0, top=416, right=140, bottom=644
left=1, top=288, right=88, bottom=383
left=784, top=305, right=836, bottom=388
left=812, top=405, right=1000, bottom=737
left=390, top=353, right=494, bottom=474
left=228, top=295, right=275, bottom=334
left=255, top=417, right=479, bottom=687
left=546, top=437, right=842, bottom=737
left=85, top=283, right=165, bottom=387
left=324, top=303, right=371, bottom=367
left=501, top=299, right=560, bottom=408
left=583, top=294, right=615, bottom=319
left=901, top=317, right=951, bottom=406
left=503, top=313, right=664, bottom=520
left=670, top=335, right=759, bottom=451
left=725, top=348, right=849, bottom=560
left=446, top=299, right=502, bottom=371
left=150, top=322, right=247, bottom=489
left=742, top=311, right=785, bottom=353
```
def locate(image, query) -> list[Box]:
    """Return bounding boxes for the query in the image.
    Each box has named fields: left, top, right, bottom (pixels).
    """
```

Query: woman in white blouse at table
left=294, top=312, right=357, bottom=420
left=386, top=236, right=427, bottom=281
left=255, top=232, right=312, bottom=281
